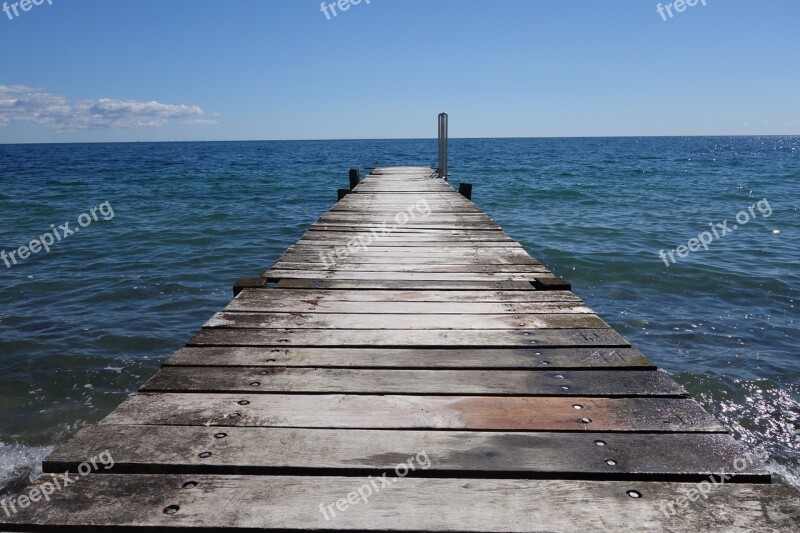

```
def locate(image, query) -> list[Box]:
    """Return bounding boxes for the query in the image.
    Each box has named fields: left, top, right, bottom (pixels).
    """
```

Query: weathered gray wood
left=140, top=368, right=685, bottom=396
left=189, top=328, right=630, bottom=348
left=286, top=243, right=530, bottom=253
left=101, top=393, right=725, bottom=432
left=311, top=224, right=503, bottom=232
left=301, top=231, right=514, bottom=242
left=44, top=426, right=769, bottom=480
left=164, top=346, right=656, bottom=369
left=264, top=270, right=547, bottom=282
left=277, top=253, right=540, bottom=265
left=273, top=279, right=541, bottom=290
left=316, top=217, right=499, bottom=225
left=233, top=288, right=581, bottom=303
left=310, top=223, right=502, bottom=231
left=7, top=474, right=795, bottom=532
left=271, top=262, right=549, bottom=274
left=226, top=299, right=592, bottom=315
left=204, top=311, right=609, bottom=330
left=294, top=240, right=522, bottom=248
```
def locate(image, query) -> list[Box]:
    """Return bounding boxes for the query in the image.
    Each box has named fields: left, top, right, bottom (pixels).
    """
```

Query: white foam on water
left=0, top=442, right=55, bottom=496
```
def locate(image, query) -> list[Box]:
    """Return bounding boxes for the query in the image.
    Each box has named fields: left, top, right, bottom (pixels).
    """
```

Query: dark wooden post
left=532, top=278, right=572, bottom=291
left=233, top=277, right=268, bottom=297
left=337, top=188, right=350, bottom=200
left=458, top=183, right=473, bottom=200
left=349, top=168, right=360, bottom=189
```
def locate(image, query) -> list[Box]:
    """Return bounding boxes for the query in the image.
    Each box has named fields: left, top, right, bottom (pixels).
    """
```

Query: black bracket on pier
left=532, top=278, right=572, bottom=291
left=233, top=277, right=268, bottom=297
left=458, top=183, right=473, bottom=200
left=349, top=168, right=360, bottom=189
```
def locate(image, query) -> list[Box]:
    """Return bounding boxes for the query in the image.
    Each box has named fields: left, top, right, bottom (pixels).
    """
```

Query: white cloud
left=182, top=119, right=218, bottom=126
left=0, top=85, right=210, bottom=131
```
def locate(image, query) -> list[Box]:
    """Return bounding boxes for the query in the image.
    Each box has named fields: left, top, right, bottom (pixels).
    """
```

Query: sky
left=0, top=0, right=798, bottom=143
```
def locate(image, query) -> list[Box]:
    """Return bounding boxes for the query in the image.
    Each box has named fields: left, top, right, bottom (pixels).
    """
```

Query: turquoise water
left=0, top=137, right=798, bottom=491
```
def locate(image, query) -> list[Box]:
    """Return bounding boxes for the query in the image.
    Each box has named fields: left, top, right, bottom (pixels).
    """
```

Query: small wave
left=0, top=442, right=55, bottom=497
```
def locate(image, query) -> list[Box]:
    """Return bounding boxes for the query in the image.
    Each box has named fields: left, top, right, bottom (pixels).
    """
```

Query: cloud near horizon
left=0, top=85, right=216, bottom=131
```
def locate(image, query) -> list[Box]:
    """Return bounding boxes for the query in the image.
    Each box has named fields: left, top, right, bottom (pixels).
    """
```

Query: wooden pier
left=2, top=167, right=798, bottom=531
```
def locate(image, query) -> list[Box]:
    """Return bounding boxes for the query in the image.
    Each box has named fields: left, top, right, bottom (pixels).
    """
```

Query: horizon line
left=2, top=133, right=799, bottom=146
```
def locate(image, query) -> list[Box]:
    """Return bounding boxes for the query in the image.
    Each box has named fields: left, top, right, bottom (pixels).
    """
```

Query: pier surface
left=3, top=167, right=798, bottom=531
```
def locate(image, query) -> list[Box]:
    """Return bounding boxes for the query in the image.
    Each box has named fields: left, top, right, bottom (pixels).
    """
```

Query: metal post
left=438, top=112, right=448, bottom=179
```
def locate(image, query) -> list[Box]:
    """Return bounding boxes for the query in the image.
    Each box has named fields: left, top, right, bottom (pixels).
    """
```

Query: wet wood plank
left=232, top=288, right=581, bottom=303
left=140, top=368, right=685, bottom=397
left=189, top=327, right=630, bottom=348
left=292, top=240, right=524, bottom=248
left=277, top=254, right=540, bottom=265
left=101, top=393, right=725, bottom=432
left=271, top=262, right=549, bottom=274
left=225, top=299, right=592, bottom=314
left=264, top=270, right=548, bottom=282
left=44, top=426, right=768, bottom=481
left=203, top=311, right=609, bottom=330
left=163, top=346, right=656, bottom=369
left=5, top=474, right=797, bottom=532
left=272, top=279, right=546, bottom=290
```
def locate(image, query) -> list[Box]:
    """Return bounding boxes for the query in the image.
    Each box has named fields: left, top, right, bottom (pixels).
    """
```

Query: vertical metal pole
left=438, top=113, right=448, bottom=179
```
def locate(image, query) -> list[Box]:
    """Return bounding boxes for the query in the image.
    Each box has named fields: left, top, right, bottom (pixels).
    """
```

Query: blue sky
left=0, top=0, right=798, bottom=143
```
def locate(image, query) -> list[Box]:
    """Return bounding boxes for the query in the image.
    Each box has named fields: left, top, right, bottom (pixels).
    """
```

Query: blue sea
left=0, top=137, right=798, bottom=492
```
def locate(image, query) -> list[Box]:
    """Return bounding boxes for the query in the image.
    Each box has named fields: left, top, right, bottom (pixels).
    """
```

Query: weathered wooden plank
left=264, top=270, right=546, bottom=282
left=233, top=288, right=580, bottom=303
left=284, top=253, right=534, bottom=262
left=294, top=240, right=521, bottom=247
left=140, top=368, right=685, bottom=397
left=301, top=232, right=514, bottom=242
left=164, top=346, right=656, bottom=369
left=43, top=426, right=769, bottom=480
left=311, top=224, right=503, bottom=231
left=272, top=262, right=549, bottom=274
left=287, top=241, right=531, bottom=255
left=316, top=216, right=499, bottom=224
left=277, top=254, right=540, bottom=265
left=331, top=203, right=481, bottom=209
left=226, top=299, right=592, bottom=315
left=309, top=227, right=505, bottom=235
left=272, top=279, right=542, bottom=290
left=307, top=224, right=504, bottom=231
left=189, top=328, right=630, bottom=348
left=101, top=393, right=725, bottom=432
left=8, top=475, right=794, bottom=532
left=315, top=221, right=499, bottom=228
left=204, top=312, right=609, bottom=330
